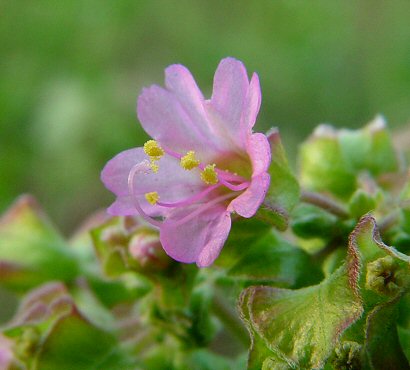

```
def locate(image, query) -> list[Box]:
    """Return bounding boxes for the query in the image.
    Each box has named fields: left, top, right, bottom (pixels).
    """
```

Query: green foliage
left=2, top=282, right=135, bottom=370
left=364, top=295, right=409, bottom=370
left=228, top=230, right=322, bottom=288
left=239, top=261, right=362, bottom=368
left=299, top=117, right=401, bottom=199
left=1, top=120, right=410, bottom=369
left=257, top=129, right=300, bottom=231
left=0, top=195, right=78, bottom=291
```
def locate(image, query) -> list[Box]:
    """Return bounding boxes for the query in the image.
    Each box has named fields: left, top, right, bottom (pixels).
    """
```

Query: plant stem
left=300, top=190, right=349, bottom=219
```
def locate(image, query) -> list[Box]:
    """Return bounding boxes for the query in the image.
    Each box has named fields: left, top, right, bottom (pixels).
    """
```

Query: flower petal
left=247, top=132, right=271, bottom=176
left=137, top=85, right=218, bottom=160
left=101, top=148, right=146, bottom=197
left=240, top=72, right=261, bottom=131
left=228, top=172, right=270, bottom=218
left=210, top=57, right=249, bottom=134
left=160, top=205, right=231, bottom=267
left=107, top=195, right=138, bottom=216
left=165, top=65, right=214, bottom=139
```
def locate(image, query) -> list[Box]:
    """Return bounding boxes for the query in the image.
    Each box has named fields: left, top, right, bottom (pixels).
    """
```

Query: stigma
left=145, top=191, right=159, bottom=205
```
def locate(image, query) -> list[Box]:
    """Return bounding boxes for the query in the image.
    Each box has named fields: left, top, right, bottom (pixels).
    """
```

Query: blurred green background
left=1, top=0, right=410, bottom=233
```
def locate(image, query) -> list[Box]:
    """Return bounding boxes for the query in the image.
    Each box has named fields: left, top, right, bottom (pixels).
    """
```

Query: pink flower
left=102, top=58, right=271, bottom=267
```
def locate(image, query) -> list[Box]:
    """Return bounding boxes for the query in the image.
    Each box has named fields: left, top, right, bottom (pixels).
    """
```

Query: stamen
left=219, top=178, right=250, bottom=191
left=143, top=140, right=164, bottom=160
left=157, top=184, right=221, bottom=208
left=180, top=151, right=200, bottom=170
left=145, top=192, right=159, bottom=205
left=128, top=162, right=162, bottom=228
left=215, top=169, right=248, bottom=183
left=201, top=164, right=218, bottom=185
left=167, top=193, right=236, bottom=227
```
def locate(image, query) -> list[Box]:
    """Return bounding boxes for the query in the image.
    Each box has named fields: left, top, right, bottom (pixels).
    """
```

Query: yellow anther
left=200, top=164, right=218, bottom=185
left=180, top=151, right=200, bottom=170
left=143, top=140, right=164, bottom=160
left=145, top=192, right=159, bottom=205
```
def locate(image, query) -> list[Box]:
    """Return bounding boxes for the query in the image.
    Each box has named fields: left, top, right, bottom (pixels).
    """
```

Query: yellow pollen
left=150, top=160, right=159, bottom=173
left=200, top=164, right=218, bottom=185
left=145, top=192, right=159, bottom=205
left=143, top=140, right=164, bottom=160
left=180, top=151, right=200, bottom=170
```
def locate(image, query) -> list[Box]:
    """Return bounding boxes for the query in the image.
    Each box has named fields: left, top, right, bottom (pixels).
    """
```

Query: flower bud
left=129, top=229, right=170, bottom=271
left=92, top=216, right=171, bottom=276
left=365, top=255, right=409, bottom=296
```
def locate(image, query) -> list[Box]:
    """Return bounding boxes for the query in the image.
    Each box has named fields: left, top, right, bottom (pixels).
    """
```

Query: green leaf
left=239, top=288, right=283, bottom=370
left=299, top=116, right=400, bottom=199
left=0, top=195, right=78, bottom=291
left=339, top=215, right=410, bottom=344
left=349, top=215, right=410, bottom=292
left=258, top=129, right=300, bottom=231
left=34, top=310, right=132, bottom=370
left=238, top=255, right=363, bottom=369
left=339, top=115, right=399, bottom=176
left=216, top=218, right=271, bottom=267
left=291, top=204, right=338, bottom=239
left=364, top=295, right=410, bottom=369
left=3, top=283, right=135, bottom=370
left=398, top=325, right=410, bottom=363
left=349, top=214, right=410, bottom=268
left=86, top=272, right=151, bottom=308
left=178, top=349, right=240, bottom=370
left=299, top=124, right=355, bottom=198
left=228, top=231, right=322, bottom=288
left=348, top=189, right=377, bottom=220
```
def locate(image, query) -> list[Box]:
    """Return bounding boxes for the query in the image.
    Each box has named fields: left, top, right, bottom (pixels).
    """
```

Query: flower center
left=127, top=140, right=251, bottom=228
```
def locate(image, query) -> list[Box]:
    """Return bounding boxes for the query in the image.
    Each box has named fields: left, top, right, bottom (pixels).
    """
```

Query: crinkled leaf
left=349, top=214, right=410, bottom=271
left=258, top=129, right=299, bottom=231
left=239, top=245, right=363, bottom=369
left=239, top=288, right=282, bottom=370
left=229, top=231, right=322, bottom=288
left=340, top=215, right=410, bottom=344
left=0, top=195, right=78, bottom=291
